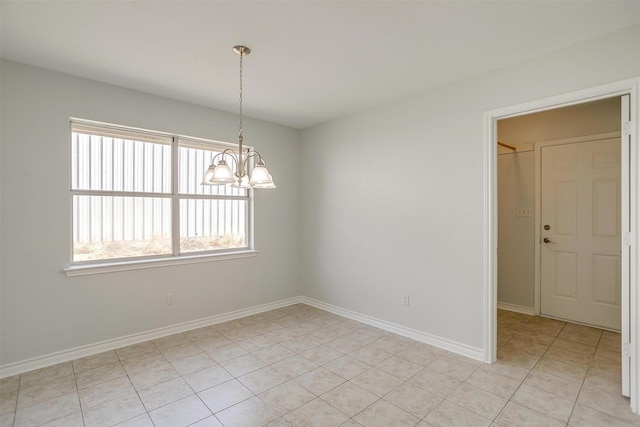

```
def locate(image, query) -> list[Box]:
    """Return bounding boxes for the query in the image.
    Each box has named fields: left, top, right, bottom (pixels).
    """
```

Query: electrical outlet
left=167, top=292, right=175, bottom=305
left=402, top=294, right=410, bottom=306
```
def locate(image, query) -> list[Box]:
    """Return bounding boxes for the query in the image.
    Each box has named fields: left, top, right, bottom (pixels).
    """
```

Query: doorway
left=497, top=98, right=622, bottom=326
left=484, top=80, right=639, bottom=413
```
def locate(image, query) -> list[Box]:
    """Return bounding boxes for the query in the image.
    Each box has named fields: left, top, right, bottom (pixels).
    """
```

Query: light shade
left=252, top=177, right=277, bottom=189
left=210, top=160, right=235, bottom=184
left=201, top=165, right=216, bottom=185
left=249, top=165, right=273, bottom=185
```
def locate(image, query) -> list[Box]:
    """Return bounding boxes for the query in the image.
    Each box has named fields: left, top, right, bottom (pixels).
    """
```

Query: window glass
left=70, top=121, right=251, bottom=263
left=71, top=130, right=172, bottom=193
left=73, top=195, right=172, bottom=261
left=179, top=199, right=247, bottom=253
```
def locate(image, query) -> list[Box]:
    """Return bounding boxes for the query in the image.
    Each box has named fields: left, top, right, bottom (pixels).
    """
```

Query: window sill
left=64, top=250, right=258, bottom=277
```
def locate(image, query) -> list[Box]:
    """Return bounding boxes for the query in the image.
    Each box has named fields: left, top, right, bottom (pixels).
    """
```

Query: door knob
left=543, top=237, right=554, bottom=244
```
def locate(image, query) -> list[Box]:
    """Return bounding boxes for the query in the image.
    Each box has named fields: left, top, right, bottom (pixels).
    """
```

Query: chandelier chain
left=239, top=50, right=243, bottom=137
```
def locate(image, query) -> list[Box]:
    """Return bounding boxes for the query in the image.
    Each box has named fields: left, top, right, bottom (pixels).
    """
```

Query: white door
left=540, top=138, right=621, bottom=330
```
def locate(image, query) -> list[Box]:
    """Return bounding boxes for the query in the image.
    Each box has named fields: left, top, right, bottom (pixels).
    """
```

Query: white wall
left=497, top=151, right=535, bottom=309
left=0, top=60, right=302, bottom=366
left=300, top=25, right=640, bottom=352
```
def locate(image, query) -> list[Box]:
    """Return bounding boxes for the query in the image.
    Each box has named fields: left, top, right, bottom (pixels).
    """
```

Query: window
left=70, top=120, right=250, bottom=264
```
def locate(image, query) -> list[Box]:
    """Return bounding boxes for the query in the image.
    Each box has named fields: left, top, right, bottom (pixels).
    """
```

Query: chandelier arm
left=221, top=148, right=239, bottom=162
left=251, top=151, right=267, bottom=166
left=208, top=149, right=239, bottom=167
left=240, top=151, right=268, bottom=171
left=207, top=152, right=223, bottom=166
left=239, top=153, right=254, bottom=175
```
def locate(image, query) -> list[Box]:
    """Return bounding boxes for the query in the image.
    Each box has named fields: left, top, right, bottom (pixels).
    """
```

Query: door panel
left=555, top=181, right=577, bottom=235
left=593, top=179, right=618, bottom=236
left=553, top=252, right=577, bottom=298
left=540, top=138, right=621, bottom=331
left=592, top=254, right=619, bottom=305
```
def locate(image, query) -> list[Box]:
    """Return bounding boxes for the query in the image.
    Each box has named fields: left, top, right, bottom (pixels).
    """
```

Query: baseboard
left=2, top=295, right=488, bottom=378
left=497, top=301, right=535, bottom=316
left=302, top=297, right=485, bottom=362
left=0, top=296, right=303, bottom=379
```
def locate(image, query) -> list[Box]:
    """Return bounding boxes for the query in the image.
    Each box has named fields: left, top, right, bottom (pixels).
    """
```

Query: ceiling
left=2, top=1, right=639, bottom=129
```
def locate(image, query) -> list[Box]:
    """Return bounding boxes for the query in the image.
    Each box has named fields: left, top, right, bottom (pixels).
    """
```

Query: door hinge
left=623, top=342, right=631, bottom=358
left=623, top=121, right=632, bottom=136
left=623, top=232, right=632, bottom=246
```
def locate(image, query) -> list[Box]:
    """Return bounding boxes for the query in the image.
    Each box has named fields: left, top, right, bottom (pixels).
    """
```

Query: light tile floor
left=0, top=305, right=638, bottom=426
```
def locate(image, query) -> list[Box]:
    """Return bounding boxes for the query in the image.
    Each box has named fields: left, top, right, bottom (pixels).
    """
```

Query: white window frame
left=65, top=119, right=256, bottom=277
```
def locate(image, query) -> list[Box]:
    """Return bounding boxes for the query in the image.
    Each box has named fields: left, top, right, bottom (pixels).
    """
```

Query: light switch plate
left=516, top=207, right=533, bottom=217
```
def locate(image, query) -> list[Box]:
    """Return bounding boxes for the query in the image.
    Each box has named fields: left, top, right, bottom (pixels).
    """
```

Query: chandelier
left=202, top=45, right=276, bottom=189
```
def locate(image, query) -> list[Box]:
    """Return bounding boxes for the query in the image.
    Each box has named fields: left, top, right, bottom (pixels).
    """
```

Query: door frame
left=483, top=78, right=639, bottom=413
left=534, top=132, right=622, bottom=320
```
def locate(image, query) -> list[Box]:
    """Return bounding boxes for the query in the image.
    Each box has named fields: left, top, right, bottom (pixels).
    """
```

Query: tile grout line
left=4, top=307, right=632, bottom=427
left=493, top=316, right=531, bottom=426
left=563, top=323, right=602, bottom=427
left=71, top=362, right=86, bottom=427
left=496, top=314, right=567, bottom=425
left=498, top=312, right=622, bottom=427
